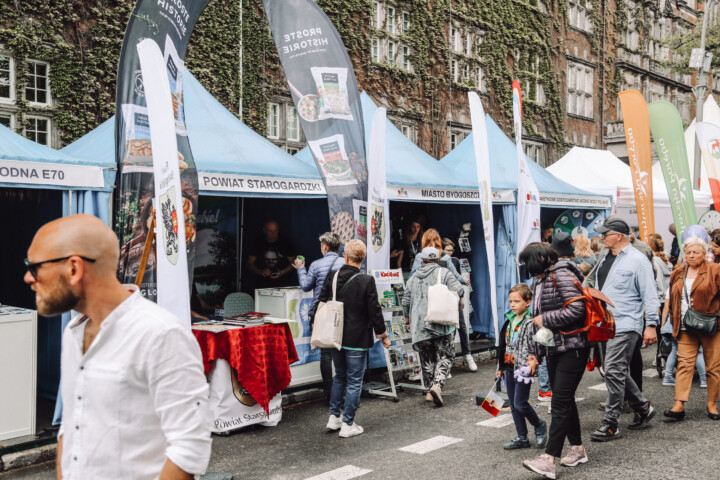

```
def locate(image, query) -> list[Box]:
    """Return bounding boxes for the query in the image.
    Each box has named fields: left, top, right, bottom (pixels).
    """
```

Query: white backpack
left=425, top=269, right=459, bottom=327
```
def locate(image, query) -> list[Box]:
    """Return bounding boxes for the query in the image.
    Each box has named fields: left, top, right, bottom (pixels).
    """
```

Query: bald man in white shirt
left=24, top=214, right=211, bottom=480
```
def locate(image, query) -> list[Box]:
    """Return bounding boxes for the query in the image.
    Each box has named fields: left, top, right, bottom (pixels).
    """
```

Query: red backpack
left=552, top=275, right=616, bottom=343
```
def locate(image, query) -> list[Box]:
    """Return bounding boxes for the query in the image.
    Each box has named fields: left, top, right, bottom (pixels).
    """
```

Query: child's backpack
left=552, top=275, right=616, bottom=343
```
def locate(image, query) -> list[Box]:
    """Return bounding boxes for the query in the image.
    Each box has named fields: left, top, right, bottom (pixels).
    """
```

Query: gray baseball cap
left=595, top=216, right=631, bottom=235
left=420, top=247, right=440, bottom=260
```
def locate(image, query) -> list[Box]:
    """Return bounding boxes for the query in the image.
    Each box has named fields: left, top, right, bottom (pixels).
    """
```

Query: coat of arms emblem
left=159, top=187, right=180, bottom=265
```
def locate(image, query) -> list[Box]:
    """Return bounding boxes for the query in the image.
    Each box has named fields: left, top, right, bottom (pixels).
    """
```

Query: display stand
left=367, top=270, right=425, bottom=400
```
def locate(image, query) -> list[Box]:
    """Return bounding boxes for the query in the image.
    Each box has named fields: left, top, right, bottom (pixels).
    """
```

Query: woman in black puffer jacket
left=520, top=242, right=591, bottom=479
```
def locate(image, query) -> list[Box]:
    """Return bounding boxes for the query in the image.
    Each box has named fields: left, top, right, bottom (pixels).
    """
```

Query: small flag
left=481, top=389, right=503, bottom=417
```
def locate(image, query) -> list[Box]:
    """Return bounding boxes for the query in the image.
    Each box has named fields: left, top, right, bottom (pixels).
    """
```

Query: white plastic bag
left=310, top=271, right=344, bottom=350
left=425, top=269, right=459, bottom=327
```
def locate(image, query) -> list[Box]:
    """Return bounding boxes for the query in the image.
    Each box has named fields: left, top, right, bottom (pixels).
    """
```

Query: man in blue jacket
left=293, top=232, right=344, bottom=400
left=585, top=217, right=659, bottom=441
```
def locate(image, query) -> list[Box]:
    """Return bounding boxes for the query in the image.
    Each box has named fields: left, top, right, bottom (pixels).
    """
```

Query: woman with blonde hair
left=571, top=234, right=597, bottom=267
left=590, top=236, right=602, bottom=254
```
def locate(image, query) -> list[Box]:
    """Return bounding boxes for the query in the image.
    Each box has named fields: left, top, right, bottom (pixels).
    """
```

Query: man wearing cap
left=583, top=216, right=659, bottom=441
left=403, top=247, right=464, bottom=407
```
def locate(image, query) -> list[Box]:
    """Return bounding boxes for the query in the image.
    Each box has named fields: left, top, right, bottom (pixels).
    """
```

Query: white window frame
left=0, top=54, right=15, bottom=103
left=286, top=105, right=300, bottom=142
left=386, top=6, right=396, bottom=34
left=567, top=61, right=594, bottom=119
left=372, top=37, right=381, bottom=63
left=0, top=111, right=14, bottom=129
left=462, top=63, right=470, bottom=83
left=475, top=66, right=484, bottom=91
left=451, top=59, right=459, bottom=82
left=400, top=124, right=415, bottom=143
left=402, top=11, right=411, bottom=34
left=465, top=33, right=472, bottom=56
left=450, top=27, right=461, bottom=53
left=24, top=115, right=51, bottom=146
left=25, top=59, right=51, bottom=106
left=402, top=45, right=411, bottom=71
left=286, top=146, right=300, bottom=155
left=387, top=40, right=396, bottom=65
left=267, top=102, right=279, bottom=139
left=372, top=1, right=382, bottom=28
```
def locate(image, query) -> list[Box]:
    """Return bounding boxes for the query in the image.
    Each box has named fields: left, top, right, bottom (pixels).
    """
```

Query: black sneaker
left=534, top=419, right=548, bottom=449
left=503, top=436, right=531, bottom=450
left=590, top=422, right=621, bottom=442
left=628, top=405, right=656, bottom=430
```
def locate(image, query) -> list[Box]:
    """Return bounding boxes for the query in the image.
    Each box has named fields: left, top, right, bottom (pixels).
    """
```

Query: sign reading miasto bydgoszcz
left=0, top=159, right=105, bottom=188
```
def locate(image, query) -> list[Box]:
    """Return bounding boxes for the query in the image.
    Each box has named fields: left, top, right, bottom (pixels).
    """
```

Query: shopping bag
left=425, top=269, right=459, bottom=327
left=310, top=272, right=344, bottom=350
left=481, top=389, right=503, bottom=417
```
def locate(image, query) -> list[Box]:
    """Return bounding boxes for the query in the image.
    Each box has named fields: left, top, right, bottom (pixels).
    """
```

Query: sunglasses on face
left=25, top=255, right=96, bottom=281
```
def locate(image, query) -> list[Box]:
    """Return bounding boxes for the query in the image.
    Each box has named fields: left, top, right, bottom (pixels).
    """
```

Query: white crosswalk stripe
left=589, top=382, right=608, bottom=391
left=476, top=414, right=515, bottom=428
left=304, top=465, right=373, bottom=480
left=642, top=368, right=658, bottom=377
left=398, top=435, right=464, bottom=454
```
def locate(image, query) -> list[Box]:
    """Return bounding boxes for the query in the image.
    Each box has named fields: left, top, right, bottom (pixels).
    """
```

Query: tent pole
left=500, top=218, right=521, bottom=281
left=238, top=197, right=245, bottom=292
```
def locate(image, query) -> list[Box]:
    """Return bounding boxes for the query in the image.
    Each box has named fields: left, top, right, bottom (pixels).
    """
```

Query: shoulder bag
left=425, top=269, right=460, bottom=327
left=311, top=271, right=361, bottom=349
left=682, top=267, right=718, bottom=336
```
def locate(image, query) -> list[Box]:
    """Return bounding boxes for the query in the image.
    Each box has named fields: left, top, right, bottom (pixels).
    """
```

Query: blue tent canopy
left=296, top=92, right=478, bottom=202
left=441, top=115, right=610, bottom=208
left=0, top=123, right=114, bottom=191
left=61, top=71, right=325, bottom=199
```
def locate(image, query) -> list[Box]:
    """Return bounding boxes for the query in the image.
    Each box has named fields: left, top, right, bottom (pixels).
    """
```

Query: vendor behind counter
left=247, top=220, right=297, bottom=289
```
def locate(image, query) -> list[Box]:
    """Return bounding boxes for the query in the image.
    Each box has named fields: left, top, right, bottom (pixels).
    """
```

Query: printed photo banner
left=648, top=100, right=698, bottom=245
left=262, top=0, right=368, bottom=247
left=114, top=0, right=210, bottom=300
left=618, top=90, right=655, bottom=241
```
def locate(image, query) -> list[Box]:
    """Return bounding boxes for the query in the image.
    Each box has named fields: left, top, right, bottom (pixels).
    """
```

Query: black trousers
left=630, top=337, right=643, bottom=391
left=320, top=347, right=334, bottom=397
left=545, top=347, right=590, bottom=458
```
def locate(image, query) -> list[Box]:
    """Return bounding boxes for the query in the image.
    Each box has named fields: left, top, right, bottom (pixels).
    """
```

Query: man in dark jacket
left=293, top=232, right=345, bottom=400
left=316, top=240, right=390, bottom=438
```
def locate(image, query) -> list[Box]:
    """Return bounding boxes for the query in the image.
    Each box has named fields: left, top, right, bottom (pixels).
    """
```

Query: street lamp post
left=692, top=0, right=717, bottom=191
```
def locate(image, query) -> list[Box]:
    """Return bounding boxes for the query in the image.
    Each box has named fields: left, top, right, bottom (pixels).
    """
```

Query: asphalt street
left=3, top=348, right=717, bottom=480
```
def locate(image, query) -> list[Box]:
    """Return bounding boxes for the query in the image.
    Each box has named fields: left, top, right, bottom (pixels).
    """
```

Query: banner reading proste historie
left=513, top=80, right=540, bottom=256
left=262, top=0, right=368, bottom=247
left=618, top=90, right=655, bottom=241
left=115, top=0, right=209, bottom=300
left=648, top=101, right=698, bottom=246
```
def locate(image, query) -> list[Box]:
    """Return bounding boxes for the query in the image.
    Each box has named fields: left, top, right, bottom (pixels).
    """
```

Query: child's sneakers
left=538, top=391, right=552, bottom=402
left=534, top=419, right=548, bottom=448
left=503, top=436, right=531, bottom=450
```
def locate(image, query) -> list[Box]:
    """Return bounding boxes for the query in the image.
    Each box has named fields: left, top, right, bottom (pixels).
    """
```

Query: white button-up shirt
left=59, top=287, right=212, bottom=479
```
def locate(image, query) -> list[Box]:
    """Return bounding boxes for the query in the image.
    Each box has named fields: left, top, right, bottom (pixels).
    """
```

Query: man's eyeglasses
left=25, top=255, right=96, bottom=280
left=601, top=232, right=621, bottom=239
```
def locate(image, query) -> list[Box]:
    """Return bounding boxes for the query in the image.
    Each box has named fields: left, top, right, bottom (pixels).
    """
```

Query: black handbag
left=682, top=267, right=719, bottom=336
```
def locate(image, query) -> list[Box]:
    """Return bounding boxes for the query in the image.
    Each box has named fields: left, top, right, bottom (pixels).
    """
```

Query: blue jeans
left=330, top=349, right=368, bottom=425
left=505, top=367, right=542, bottom=437
left=664, top=340, right=705, bottom=379
left=538, top=357, right=551, bottom=393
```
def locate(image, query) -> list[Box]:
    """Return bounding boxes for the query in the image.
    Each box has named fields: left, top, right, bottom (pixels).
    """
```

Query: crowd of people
left=21, top=213, right=720, bottom=479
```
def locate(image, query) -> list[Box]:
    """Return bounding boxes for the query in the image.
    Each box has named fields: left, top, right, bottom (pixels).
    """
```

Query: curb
left=1, top=444, right=56, bottom=472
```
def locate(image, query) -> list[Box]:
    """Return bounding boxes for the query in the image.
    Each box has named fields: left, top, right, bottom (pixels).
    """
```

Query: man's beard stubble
left=36, top=275, right=81, bottom=317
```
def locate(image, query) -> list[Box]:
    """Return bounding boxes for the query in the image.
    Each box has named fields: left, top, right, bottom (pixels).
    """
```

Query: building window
left=523, top=141, right=545, bottom=166
left=400, top=124, right=415, bottom=143
left=0, top=55, right=13, bottom=101
left=372, top=1, right=382, bottom=28
left=450, top=27, right=461, bottom=53
left=26, top=60, right=50, bottom=105
left=569, top=1, right=592, bottom=33
left=402, top=11, right=410, bottom=34
left=567, top=61, right=593, bottom=119
left=372, top=38, right=380, bottom=63
left=451, top=59, right=459, bottom=82
left=0, top=112, right=13, bottom=129
left=449, top=128, right=470, bottom=150
left=387, top=41, right=396, bottom=65
left=286, top=106, right=299, bottom=141
left=386, top=6, right=396, bottom=34
left=267, top=102, right=279, bottom=139
left=475, top=66, right=484, bottom=90
left=25, top=116, right=50, bottom=146
left=402, top=46, right=411, bottom=70
left=286, top=146, right=300, bottom=155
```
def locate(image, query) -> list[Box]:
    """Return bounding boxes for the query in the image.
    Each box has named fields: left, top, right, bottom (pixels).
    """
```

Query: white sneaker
left=326, top=414, right=342, bottom=431
left=466, top=354, right=478, bottom=372
left=339, top=422, right=364, bottom=438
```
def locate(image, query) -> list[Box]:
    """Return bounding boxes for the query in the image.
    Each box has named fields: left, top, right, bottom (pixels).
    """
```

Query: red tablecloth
left=192, top=324, right=298, bottom=414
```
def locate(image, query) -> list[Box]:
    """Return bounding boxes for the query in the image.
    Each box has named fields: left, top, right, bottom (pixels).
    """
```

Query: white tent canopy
left=549, top=146, right=712, bottom=238
left=651, top=94, right=720, bottom=195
